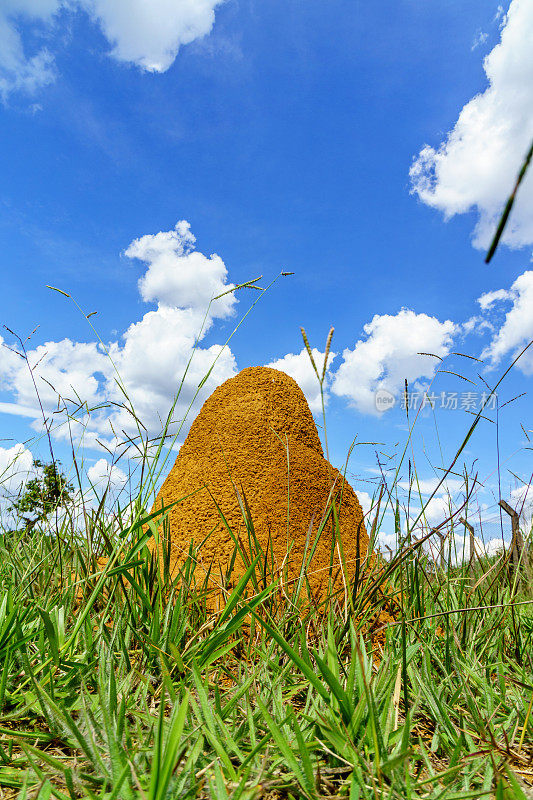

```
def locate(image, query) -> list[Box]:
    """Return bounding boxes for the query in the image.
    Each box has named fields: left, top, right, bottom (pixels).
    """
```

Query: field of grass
left=1, top=281, right=533, bottom=799
left=0, top=469, right=532, bottom=799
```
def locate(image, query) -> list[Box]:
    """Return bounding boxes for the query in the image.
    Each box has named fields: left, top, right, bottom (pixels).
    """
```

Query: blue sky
left=1, top=0, right=532, bottom=550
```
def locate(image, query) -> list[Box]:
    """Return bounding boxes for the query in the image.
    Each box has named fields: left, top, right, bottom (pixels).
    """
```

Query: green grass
left=0, top=480, right=532, bottom=799
left=1, top=292, right=532, bottom=798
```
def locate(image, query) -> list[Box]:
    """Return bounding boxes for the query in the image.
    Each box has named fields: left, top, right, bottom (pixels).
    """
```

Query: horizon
left=1, top=0, right=532, bottom=554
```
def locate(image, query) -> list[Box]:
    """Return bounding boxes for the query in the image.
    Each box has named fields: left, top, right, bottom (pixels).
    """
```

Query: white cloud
left=484, top=537, right=506, bottom=556
left=0, top=337, right=109, bottom=411
left=0, top=221, right=237, bottom=451
left=427, top=530, right=483, bottom=565
left=87, top=457, right=128, bottom=493
left=85, top=0, right=224, bottom=73
left=510, top=483, right=533, bottom=532
left=0, top=1, right=58, bottom=100
left=0, top=442, right=34, bottom=492
left=371, top=480, right=502, bottom=562
left=403, top=489, right=460, bottom=532
left=0, top=401, right=41, bottom=419
left=331, top=309, right=456, bottom=415
left=493, top=5, right=505, bottom=24
left=511, top=483, right=532, bottom=507
left=419, top=494, right=455, bottom=527
left=106, top=305, right=237, bottom=440
left=0, top=0, right=223, bottom=99
left=0, top=443, right=34, bottom=521
left=461, top=315, right=494, bottom=336
left=266, top=347, right=336, bottom=415
left=357, top=490, right=373, bottom=518
left=410, top=0, right=533, bottom=250
left=478, top=288, right=511, bottom=311
left=376, top=516, right=505, bottom=564
left=128, top=220, right=236, bottom=324
left=376, top=530, right=397, bottom=557
left=479, top=270, right=533, bottom=372
left=448, top=532, right=507, bottom=563
left=399, top=476, right=465, bottom=497
left=471, top=30, right=488, bottom=51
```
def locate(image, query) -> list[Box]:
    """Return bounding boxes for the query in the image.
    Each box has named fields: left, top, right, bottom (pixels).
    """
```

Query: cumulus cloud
left=266, top=347, right=336, bottom=415
left=375, top=531, right=396, bottom=558
left=87, top=457, right=128, bottom=493
left=406, top=509, right=505, bottom=564
left=86, top=0, right=224, bottom=73
left=128, top=220, right=236, bottom=325
left=0, top=0, right=223, bottom=99
left=415, top=498, right=512, bottom=564
left=0, top=337, right=109, bottom=411
left=0, top=442, right=34, bottom=494
left=376, top=511, right=505, bottom=564
left=0, top=443, right=34, bottom=521
left=410, top=0, right=533, bottom=250
left=479, top=270, right=533, bottom=372
left=331, top=309, right=457, bottom=415
left=356, top=490, right=376, bottom=519
left=364, top=475, right=500, bottom=562
left=427, top=529, right=504, bottom=566
left=106, top=306, right=237, bottom=441
left=418, top=494, right=456, bottom=528
left=0, top=221, right=237, bottom=451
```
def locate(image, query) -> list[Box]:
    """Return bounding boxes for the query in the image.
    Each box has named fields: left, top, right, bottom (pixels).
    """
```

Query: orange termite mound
left=151, top=367, right=369, bottom=605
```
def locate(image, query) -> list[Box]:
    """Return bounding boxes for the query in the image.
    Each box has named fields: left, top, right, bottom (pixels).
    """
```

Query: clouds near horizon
left=0, top=443, right=34, bottom=520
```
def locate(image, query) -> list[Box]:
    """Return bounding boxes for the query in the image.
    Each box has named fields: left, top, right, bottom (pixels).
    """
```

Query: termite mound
left=150, top=367, right=370, bottom=607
